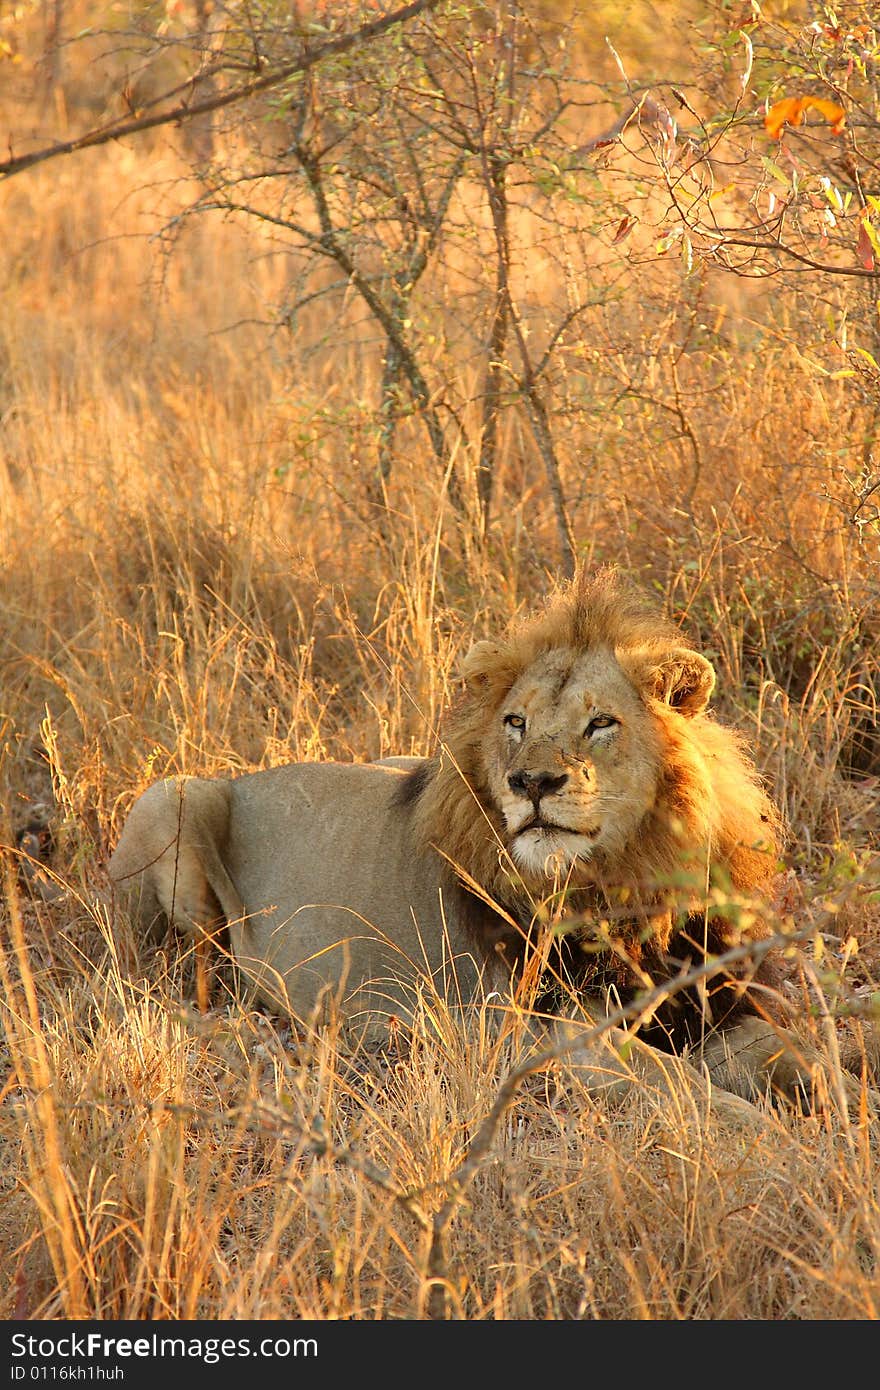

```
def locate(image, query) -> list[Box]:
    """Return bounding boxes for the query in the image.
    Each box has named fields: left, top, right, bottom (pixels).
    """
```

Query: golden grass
left=1, top=2, right=879, bottom=1320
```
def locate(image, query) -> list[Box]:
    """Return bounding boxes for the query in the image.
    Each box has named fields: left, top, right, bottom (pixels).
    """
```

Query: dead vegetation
left=1, top=0, right=879, bottom=1319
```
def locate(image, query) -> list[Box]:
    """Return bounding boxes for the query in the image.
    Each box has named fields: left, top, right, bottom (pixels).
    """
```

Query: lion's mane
left=398, top=568, right=785, bottom=1042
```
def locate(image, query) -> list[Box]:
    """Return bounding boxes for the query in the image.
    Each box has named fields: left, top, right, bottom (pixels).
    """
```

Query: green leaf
left=760, top=155, right=791, bottom=187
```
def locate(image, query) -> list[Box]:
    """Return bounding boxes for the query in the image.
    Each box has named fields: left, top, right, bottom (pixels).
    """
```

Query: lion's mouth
left=519, top=817, right=600, bottom=839
left=509, top=821, right=602, bottom=876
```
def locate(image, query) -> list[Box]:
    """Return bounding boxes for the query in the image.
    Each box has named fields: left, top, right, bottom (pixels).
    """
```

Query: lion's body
left=110, top=570, right=819, bottom=1109
left=109, top=761, right=491, bottom=1028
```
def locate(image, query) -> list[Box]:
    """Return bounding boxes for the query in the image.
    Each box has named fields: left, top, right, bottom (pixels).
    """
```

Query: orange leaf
left=804, top=96, right=847, bottom=134
left=857, top=222, right=873, bottom=270
left=764, top=95, right=846, bottom=139
left=764, top=96, right=805, bottom=139
left=857, top=214, right=876, bottom=271
left=611, top=214, right=637, bottom=244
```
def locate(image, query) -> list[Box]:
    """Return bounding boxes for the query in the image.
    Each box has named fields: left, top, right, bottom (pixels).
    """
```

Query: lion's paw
left=701, top=1017, right=878, bottom=1121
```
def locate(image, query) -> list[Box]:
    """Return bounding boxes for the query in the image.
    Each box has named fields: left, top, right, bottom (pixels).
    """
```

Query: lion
left=108, top=568, right=845, bottom=1117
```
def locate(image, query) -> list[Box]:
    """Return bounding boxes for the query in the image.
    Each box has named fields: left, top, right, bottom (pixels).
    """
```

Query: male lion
left=109, top=569, right=832, bottom=1114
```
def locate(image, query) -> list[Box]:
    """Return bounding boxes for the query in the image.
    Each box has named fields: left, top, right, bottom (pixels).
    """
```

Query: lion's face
left=463, top=641, right=716, bottom=886
left=478, top=648, right=661, bottom=881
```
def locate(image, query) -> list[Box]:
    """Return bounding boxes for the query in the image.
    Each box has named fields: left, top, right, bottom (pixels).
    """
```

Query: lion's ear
left=460, top=640, right=514, bottom=693
left=646, top=648, right=716, bottom=717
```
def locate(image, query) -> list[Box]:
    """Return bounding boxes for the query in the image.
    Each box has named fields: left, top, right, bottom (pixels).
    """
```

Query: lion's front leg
left=699, top=1016, right=877, bottom=1116
left=533, top=1018, right=766, bottom=1130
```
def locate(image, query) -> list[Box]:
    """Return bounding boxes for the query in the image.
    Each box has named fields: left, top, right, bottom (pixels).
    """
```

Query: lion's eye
left=585, top=715, right=618, bottom=738
left=503, top=713, right=526, bottom=733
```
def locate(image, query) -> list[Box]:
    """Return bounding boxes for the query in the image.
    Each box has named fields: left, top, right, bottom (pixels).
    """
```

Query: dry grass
left=1, top=1, right=879, bottom=1321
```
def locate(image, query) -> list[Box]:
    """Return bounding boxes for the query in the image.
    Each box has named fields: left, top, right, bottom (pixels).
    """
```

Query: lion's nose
left=508, top=769, right=568, bottom=804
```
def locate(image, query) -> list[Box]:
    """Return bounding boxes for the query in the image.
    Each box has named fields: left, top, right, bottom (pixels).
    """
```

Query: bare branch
left=0, top=0, right=440, bottom=181
left=708, top=232, right=880, bottom=278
